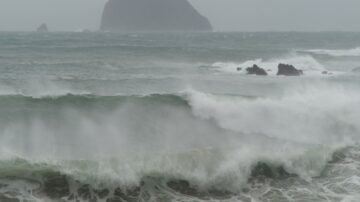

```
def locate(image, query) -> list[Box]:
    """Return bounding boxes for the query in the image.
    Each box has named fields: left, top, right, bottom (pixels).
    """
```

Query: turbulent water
left=0, top=32, right=360, bottom=202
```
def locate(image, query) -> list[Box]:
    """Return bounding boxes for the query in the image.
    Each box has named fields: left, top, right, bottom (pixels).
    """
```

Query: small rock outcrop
left=277, top=64, right=303, bottom=76
left=100, top=0, right=212, bottom=32
left=37, top=23, right=48, bottom=32
left=246, top=65, right=268, bottom=76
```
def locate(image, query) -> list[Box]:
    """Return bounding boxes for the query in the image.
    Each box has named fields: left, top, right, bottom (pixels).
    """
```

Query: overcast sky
left=0, top=0, right=360, bottom=31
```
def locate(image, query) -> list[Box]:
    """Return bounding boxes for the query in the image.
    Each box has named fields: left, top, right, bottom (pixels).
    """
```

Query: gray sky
left=1, top=0, right=360, bottom=31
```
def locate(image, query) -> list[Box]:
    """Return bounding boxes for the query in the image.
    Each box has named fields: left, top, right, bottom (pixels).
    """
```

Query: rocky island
left=37, top=23, right=48, bottom=32
left=100, top=0, right=212, bottom=32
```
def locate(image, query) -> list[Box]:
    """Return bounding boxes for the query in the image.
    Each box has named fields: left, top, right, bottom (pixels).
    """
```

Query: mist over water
left=0, top=32, right=360, bottom=201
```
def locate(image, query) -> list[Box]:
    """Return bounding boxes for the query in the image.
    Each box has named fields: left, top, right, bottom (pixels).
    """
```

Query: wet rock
left=246, top=64, right=268, bottom=76
left=277, top=64, right=303, bottom=76
left=42, top=172, right=70, bottom=199
left=237, top=67, right=242, bottom=71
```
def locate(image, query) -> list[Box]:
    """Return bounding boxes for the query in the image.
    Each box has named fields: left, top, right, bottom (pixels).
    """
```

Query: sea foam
left=303, top=47, right=360, bottom=57
left=212, top=54, right=326, bottom=76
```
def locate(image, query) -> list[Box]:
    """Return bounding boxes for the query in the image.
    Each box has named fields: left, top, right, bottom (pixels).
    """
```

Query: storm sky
left=0, top=0, right=360, bottom=31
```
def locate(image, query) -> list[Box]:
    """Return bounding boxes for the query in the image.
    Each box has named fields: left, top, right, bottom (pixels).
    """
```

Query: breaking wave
left=0, top=84, right=359, bottom=201
left=302, top=47, right=360, bottom=57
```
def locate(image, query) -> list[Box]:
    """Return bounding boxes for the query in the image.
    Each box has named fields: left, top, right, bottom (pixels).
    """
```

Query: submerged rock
left=37, top=23, right=48, bottom=32
left=246, top=64, right=268, bottom=76
left=277, top=63, right=303, bottom=76
left=100, top=0, right=212, bottom=32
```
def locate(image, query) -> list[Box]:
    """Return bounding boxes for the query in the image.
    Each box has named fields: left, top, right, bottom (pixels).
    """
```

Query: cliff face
left=100, top=0, right=212, bottom=32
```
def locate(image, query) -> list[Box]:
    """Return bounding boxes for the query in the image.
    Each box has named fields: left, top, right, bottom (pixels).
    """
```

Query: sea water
left=0, top=32, right=359, bottom=202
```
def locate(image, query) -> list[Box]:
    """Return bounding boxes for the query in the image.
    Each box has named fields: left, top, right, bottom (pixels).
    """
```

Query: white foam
left=212, top=54, right=326, bottom=76
left=0, top=85, right=358, bottom=191
left=303, top=47, right=360, bottom=57
left=0, top=79, right=91, bottom=98
left=186, top=85, right=360, bottom=146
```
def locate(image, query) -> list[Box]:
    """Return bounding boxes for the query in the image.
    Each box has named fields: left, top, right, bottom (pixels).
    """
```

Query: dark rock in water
left=100, top=0, right=212, bottom=32
left=37, top=23, right=48, bottom=32
left=251, top=162, right=294, bottom=179
left=322, top=71, right=329, bottom=75
left=277, top=63, right=303, bottom=76
left=237, top=67, right=242, bottom=71
left=246, top=64, right=268, bottom=76
left=42, top=172, right=70, bottom=199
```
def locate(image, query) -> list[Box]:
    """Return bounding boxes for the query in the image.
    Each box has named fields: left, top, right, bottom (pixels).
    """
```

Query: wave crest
left=302, top=47, right=360, bottom=57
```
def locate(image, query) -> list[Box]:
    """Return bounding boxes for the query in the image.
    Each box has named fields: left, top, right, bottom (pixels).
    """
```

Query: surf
left=0, top=83, right=359, bottom=201
left=211, top=54, right=328, bottom=76
left=301, top=47, right=360, bottom=57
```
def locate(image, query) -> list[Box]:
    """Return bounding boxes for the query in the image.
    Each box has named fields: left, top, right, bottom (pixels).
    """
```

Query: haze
left=0, top=0, right=360, bottom=31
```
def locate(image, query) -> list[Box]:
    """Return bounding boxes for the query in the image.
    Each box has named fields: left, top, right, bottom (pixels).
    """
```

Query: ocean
left=0, top=32, right=359, bottom=202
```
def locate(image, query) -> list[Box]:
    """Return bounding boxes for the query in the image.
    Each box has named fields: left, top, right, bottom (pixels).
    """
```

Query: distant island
left=100, top=0, right=212, bottom=32
left=37, top=23, right=48, bottom=32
